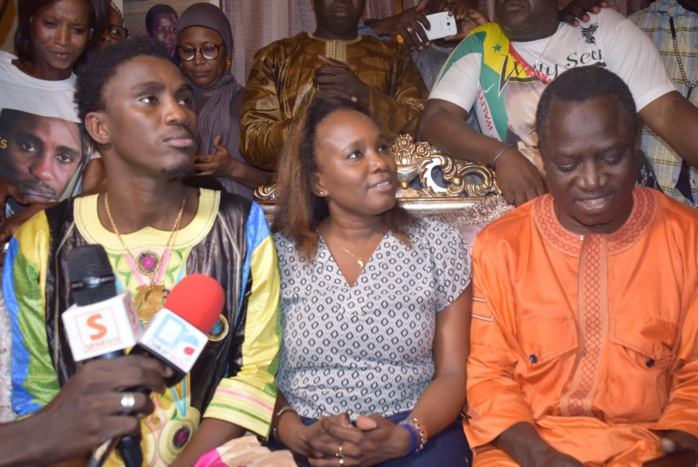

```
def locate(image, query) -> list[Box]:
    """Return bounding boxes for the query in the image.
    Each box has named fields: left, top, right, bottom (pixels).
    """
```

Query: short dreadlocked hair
left=74, top=36, right=170, bottom=123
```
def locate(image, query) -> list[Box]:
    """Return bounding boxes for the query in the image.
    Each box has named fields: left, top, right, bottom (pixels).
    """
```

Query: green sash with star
left=437, top=23, right=532, bottom=141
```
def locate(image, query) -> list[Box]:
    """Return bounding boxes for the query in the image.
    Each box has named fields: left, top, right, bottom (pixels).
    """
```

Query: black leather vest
left=42, top=191, right=253, bottom=413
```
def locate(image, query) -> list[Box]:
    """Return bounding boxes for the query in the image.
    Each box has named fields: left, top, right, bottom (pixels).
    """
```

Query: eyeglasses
left=105, top=24, right=129, bottom=41
left=177, top=43, right=225, bottom=61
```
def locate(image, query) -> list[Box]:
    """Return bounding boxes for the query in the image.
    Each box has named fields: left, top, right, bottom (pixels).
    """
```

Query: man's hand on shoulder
left=0, top=202, right=55, bottom=245
left=559, top=0, right=617, bottom=26
left=0, top=177, right=28, bottom=224
left=494, top=148, right=546, bottom=206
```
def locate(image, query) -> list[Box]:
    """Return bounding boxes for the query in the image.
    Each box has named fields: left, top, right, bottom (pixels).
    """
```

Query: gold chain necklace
left=104, top=193, right=186, bottom=322
left=339, top=246, right=365, bottom=269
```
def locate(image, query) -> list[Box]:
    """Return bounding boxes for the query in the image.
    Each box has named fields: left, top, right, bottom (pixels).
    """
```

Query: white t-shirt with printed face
left=0, top=51, right=91, bottom=210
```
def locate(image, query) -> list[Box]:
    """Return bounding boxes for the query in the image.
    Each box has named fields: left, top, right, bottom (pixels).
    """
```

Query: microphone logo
left=62, top=292, right=141, bottom=362
left=138, top=308, right=208, bottom=373
left=77, top=308, right=123, bottom=351
left=86, top=313, right=108, bottom=341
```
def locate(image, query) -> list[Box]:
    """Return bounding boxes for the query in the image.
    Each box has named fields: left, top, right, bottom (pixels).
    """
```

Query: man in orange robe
left=466, top=66, right=698, bottom=466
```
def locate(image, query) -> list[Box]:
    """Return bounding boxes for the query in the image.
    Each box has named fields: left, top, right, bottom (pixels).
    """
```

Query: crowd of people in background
left=0, top=0, right=697, bottom=466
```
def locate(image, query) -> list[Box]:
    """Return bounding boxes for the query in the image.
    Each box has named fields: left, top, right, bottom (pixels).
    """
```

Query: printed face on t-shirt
left=0, top=109, right=84, bottom=203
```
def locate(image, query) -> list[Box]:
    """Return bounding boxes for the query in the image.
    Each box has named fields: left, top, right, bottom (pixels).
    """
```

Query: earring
left=226, top=57, right=232, bottom=70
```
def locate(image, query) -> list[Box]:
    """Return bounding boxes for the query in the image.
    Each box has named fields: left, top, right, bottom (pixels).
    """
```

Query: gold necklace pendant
left=340, top=246, right=365, bottom=270
left=103, top=193, right=185, bottom=323
left=134, top=284, right=169, bottom=323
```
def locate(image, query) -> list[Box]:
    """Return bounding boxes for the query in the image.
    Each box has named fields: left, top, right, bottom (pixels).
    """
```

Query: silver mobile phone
left=419, top=11, right=458, bottom=41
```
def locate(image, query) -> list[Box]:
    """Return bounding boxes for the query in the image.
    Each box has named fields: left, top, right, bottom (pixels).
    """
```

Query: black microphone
left=64, top=244, right=141, bottom=361
left=63, top=245, right=141, bottom=467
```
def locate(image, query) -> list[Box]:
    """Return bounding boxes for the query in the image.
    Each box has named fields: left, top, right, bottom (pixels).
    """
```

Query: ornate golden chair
left=254, top=134, right=511, bottom=228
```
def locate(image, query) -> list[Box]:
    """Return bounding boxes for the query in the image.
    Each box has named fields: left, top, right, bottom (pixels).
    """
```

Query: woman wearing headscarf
left=97, top=1, right=128, bottom=50
left=176, top=3, right=270, bottom=199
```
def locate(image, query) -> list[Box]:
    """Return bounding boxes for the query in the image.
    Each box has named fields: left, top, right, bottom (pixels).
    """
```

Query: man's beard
left=162, top=161, right=195, bottom=181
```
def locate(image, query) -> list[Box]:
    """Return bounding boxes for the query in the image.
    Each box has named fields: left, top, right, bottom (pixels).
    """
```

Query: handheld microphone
left=61, top=245, right=141, bottom=467
left=62, top=244, right=140, bottom=361
left=132, top=273, right=225, bottom=385
left=117, top=274, right=225, bottom=467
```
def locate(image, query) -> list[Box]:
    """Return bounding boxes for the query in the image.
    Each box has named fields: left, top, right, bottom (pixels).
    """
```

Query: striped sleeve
left=3, top=211, right=61, bottom=418
left=203, top=202, right=281, bottom=437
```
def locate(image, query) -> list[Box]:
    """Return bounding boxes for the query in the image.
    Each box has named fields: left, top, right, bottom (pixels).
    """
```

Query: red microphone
left=134, top=274, right=225, bottom=386
left=113, top=274, right=225, bottom=467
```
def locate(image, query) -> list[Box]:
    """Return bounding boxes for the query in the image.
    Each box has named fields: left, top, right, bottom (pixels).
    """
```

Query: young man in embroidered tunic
left=3, top=38, right=282, bottom=466
left=465, top=66, right=698, bottom=465
left=239, top=0, right=428, bottom=172
left=418, top=0, right=698, bottom=208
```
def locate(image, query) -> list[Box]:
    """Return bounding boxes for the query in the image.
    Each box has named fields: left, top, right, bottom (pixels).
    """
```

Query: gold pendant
left=134, top=284, right=169, bottom=323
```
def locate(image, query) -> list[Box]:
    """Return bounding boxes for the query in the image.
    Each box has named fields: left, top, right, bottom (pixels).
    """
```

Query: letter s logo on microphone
left=87, top=313, right=108, bottom=341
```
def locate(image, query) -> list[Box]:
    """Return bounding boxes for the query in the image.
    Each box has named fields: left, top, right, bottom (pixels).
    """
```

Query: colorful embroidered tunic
left=466, top=187, right=698, bottom=465
left=240, top=32, right=428, bottom=171
left=4, top=190, right=282, bottom=466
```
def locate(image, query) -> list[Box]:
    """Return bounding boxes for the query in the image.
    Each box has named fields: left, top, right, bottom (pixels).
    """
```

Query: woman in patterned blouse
left=270, top=95, right=473, bottom=466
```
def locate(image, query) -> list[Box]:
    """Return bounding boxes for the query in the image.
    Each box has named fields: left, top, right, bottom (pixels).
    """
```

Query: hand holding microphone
left=62, top=245, right=225, bottom=467
left=0, top=245, right=173, bottom=467
left=61, top=244, right=157, bottom=467
left=0, top=355, right=172, bottom=467
left=35, top=356, right=171, bottom=464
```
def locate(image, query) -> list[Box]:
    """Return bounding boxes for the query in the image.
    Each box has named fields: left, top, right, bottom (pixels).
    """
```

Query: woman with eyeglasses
left=176, top=2, right=270, bottom=198
left=0, top=0, right=107, bottom=243
left=97, top=1, right=128, bottom=50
